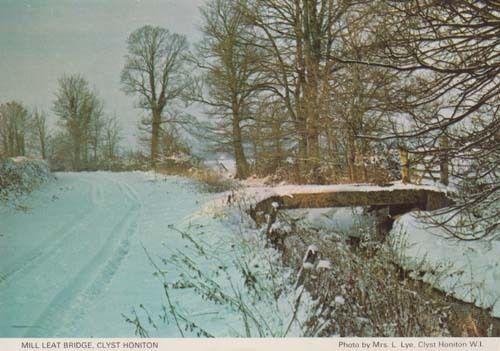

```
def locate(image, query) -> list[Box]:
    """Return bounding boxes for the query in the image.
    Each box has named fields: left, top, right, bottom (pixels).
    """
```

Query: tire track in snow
left=61, top=175, right=144, bottom=334
left=1, top=178, right=101, bottom=285
left=25, top=176, right=143, bottom=337
left=99, top=172, right=141, bottom=204
left=88, top=175, right=105, bottom=206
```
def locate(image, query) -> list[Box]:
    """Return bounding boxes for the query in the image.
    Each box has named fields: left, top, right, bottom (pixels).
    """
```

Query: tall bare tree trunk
left=294, top=0, right=309, bottom=179
left=346, top=131, right=358, bottom=182
left=233, top=137, right=249, bottom=179
left=151, top=110, right=161, bottom=165
left=232, top=112, right=249, bottom=179
left=40, top=137, right=46, bottom=159
left=73, top=136, right=81, bottom=171
left=303, top=0, right=320, bottom=171
left=272, top=118, right=283, bottom=172
left=297, top=119, right=308, bottom=177
left=440, top=135, right=449, bottom=186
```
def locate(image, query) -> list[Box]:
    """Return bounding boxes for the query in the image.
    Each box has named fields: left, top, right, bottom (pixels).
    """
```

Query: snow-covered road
left=0, top=172, right=215, bottom=337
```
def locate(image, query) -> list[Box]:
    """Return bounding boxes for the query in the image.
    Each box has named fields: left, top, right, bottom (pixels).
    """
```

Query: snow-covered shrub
left=0, top=157, right=54, bottom=205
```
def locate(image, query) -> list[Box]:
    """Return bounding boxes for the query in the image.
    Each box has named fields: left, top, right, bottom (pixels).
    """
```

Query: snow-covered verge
left=130, top=197, right=316, bottom=337
left=391, top=213, right=500, bottom=318
left=0, top=157, right=54, bottom=207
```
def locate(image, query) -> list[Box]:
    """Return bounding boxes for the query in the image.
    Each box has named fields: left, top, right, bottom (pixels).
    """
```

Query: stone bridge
left=250, top=184, right=453, bottom=222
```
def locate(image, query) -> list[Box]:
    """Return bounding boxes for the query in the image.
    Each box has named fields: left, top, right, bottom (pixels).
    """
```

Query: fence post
left=398, top=146, right=410, bottom=183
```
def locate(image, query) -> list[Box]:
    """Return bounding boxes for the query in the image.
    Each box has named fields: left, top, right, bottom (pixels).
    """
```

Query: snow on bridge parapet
left=247, top=182, right=454, bottom=219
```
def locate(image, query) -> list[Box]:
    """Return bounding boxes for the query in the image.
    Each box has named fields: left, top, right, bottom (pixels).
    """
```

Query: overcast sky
left=0, top=0, right=204, bottom=146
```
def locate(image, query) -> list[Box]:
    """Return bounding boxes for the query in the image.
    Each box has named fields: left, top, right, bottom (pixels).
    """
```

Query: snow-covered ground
left=2, top=171, right=496, bottom=337
left=0, top=172, right=308, bottom=337
left=391, top=213, right=500, bottom=318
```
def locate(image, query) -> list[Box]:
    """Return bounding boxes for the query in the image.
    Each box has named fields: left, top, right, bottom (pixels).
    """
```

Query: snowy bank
left=391, top=212, right=500, bottom=318
left=0, top=157, right=54, bottom=205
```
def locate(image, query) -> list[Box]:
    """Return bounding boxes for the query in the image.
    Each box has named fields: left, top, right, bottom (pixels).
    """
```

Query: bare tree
left=185, top=0, right=394, bottom=182
left=192, top=0, right=266, bottom=178
left=335, top=0, right=499, bottom=239
left=0, top=101, right=30, bottom=157
left=102, top=114, right=122, bottom=161
left=31, top=109, right=49, bottom=159
left=241, top=0, right=365, bottom=179
left=121, top=25, right=190, bottom=165
left=88, top=102, right=105, bottom=164
left=53, top=74, right=104, bottom=170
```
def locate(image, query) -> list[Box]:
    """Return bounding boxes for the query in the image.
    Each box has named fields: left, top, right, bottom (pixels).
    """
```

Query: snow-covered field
left=0, top=171, right=309, bottom=337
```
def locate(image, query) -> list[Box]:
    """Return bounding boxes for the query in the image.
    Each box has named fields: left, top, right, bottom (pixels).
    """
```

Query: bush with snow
left=0, top=157, right=54, bottom=206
